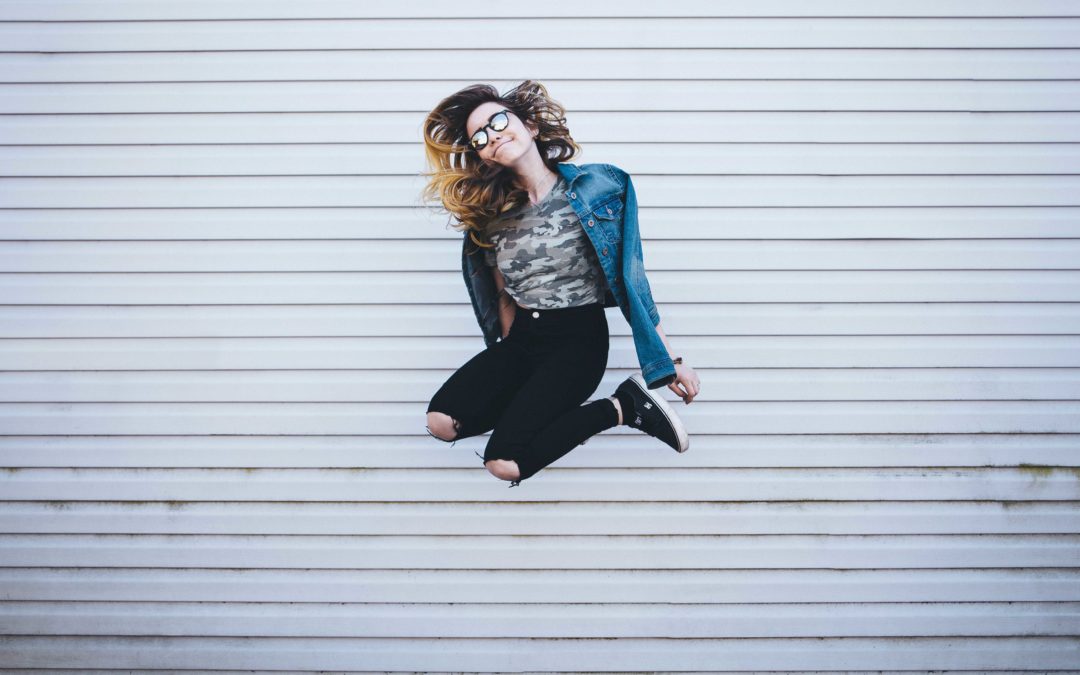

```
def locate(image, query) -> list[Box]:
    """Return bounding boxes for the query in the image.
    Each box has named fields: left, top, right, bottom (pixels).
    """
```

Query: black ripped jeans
left=426, top=301, right=619, bottom=487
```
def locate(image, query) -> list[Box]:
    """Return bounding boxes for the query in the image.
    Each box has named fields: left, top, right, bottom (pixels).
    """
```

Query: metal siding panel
left=5, top=367, right=1080, bottom=402
left=5, top=50, right=1080, bottom=82
left=2, top=206, right=1080, bottom=240
left=6, top=270, right=1080, bottom=304
left=4, top=81, right=1080, bottom=113
left=0, top=533, right=1078, bottom=568
left=5, top=175, right=1080, bottom=208
left=1, top=502, right=1079, bottom=535
left=7, top=239, right=1080, bottom=271
left=3, top=309, right=1080, bottom=339
left=4, top=568, right=1079, bottom=603
left=0, top=433, right=1076, bottom=468
left=2, top=601, right=1079, bottom=637
left=6, top=142, right=1080, bottom=174
left=1, top=467, right=1079, bottom=501
left=1, top=18, right=1079, bottom=51
left=0, top=635, right=1077, bottom=671
left=3, top=0, right=1080, bottom=20
left=4, top=111, right=1080, bottom=144
left=5, top=270, right=1080, bottom=303
left=4, top=401, right=1080, bottom=434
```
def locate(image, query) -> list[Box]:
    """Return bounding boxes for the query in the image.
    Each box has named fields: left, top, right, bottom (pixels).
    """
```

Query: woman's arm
left=655, top=321, right=701, bottom=404
left=654, top=322, right=675, bottom=358
left=492, top=266, right=516, bottom=338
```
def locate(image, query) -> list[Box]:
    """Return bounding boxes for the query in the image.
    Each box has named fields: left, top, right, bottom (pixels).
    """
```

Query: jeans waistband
left=513, top=302, right=605, bottom=320
left=507, top=302, right=608, bottom=346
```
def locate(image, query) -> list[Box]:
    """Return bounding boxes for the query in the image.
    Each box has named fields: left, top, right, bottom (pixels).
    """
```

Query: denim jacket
left=461, top=162, right=676, bottom=390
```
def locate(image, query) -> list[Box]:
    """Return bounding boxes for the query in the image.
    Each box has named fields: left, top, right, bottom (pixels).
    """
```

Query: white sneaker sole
left=628, top=373, right=690, bottom=453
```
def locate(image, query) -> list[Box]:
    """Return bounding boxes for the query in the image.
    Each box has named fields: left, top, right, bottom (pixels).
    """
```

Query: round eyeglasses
left=469, top=109, right=511, bottom=151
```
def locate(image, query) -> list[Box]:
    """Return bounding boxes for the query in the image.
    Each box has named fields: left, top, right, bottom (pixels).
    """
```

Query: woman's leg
left=426, top=337, right=532, bottom=443
left=483, top=334, right=614, bottom=485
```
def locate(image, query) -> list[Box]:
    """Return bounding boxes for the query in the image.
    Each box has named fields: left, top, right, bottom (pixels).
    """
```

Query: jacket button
left=532, top=311, right=539, bottom=318
left=569, top=192, right=576, bottom=199
left=587, top=219, right=594, bottom=227
left=602, top=247, right=609, bottom=256
left=606, top=207, right=613, bottom=214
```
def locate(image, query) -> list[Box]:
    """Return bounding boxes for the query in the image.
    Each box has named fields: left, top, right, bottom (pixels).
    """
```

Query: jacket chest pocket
left=588, top=196, right=624, bottom=247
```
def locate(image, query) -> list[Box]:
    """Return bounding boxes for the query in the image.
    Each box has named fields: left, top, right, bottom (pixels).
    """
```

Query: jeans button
left=532, top=311, right=540, bottom=318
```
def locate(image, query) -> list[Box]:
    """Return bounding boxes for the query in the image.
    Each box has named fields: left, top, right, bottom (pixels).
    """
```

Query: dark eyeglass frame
left=468, top=109, right=512, bottom=151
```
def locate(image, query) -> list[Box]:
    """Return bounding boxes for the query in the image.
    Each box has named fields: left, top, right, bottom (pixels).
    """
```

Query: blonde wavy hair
left=420, top=80, right=581, bottom=250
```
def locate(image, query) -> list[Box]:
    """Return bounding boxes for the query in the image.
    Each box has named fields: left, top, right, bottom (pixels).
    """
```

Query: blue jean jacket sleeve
left=615, top=167, right=676, bottom=389
left=622, top=171, right=662, bottom=327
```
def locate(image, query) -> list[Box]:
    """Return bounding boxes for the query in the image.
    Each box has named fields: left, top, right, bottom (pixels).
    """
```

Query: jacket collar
left=555, top=162, right=584, bottom=188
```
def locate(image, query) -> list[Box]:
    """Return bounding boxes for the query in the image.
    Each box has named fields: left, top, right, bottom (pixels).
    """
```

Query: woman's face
left=464, top=101, right=539, bottom=167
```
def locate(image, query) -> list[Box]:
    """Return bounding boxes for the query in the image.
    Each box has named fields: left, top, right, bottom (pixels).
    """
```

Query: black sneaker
left=614, top=373, right=690, bottom=453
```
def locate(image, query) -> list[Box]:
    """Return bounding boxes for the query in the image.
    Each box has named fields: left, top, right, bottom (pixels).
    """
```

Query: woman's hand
left=668, top=363, right=700, bottom=404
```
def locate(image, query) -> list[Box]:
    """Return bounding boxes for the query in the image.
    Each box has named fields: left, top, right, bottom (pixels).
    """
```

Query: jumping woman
left=420, top=80, right=701, bottom=487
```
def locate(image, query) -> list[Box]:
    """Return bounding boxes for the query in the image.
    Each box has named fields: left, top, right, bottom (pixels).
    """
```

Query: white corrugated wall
left=1, top=1, right=1078, bottom=671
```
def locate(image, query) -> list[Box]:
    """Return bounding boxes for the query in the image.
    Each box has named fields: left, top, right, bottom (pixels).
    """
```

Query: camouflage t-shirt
left=482, top=175, right=608, bottom=309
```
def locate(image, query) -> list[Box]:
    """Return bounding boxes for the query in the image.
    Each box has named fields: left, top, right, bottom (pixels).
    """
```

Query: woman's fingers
left=681, top=377, right=700, bottom=404
left=668, top=367, right=702, bottom=404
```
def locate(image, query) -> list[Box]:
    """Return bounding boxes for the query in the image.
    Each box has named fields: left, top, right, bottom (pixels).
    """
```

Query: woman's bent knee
left=426, top=411, right=459, bottom=441
left=485, top=459, right=521, bottom=481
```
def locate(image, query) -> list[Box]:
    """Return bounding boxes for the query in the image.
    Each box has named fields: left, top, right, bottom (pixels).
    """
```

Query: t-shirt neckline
left=529, top=175, right=563, bottom=208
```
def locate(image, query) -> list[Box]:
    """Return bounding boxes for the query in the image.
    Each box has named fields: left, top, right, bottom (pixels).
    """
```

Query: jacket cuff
left=642, top=357, right=676, bottom=390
